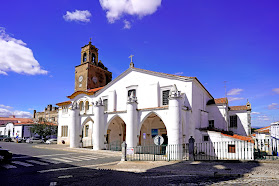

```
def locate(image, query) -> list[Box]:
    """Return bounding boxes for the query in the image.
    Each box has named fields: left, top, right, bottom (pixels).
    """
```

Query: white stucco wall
left=229, top=111, right=250, bottom=136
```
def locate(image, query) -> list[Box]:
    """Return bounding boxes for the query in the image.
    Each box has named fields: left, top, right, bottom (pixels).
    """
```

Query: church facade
left=57, top=41, right=252, bottom=153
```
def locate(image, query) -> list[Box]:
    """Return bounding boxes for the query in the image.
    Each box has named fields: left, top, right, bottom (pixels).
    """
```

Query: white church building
left=57, top=41, right=252, bottom=156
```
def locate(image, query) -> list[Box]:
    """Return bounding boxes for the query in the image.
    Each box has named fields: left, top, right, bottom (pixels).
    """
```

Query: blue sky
left=0, top=0, right=278, bottom=127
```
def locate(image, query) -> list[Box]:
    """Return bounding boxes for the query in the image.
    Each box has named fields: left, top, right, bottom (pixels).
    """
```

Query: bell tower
left=75, top=40, right=112, bottom=92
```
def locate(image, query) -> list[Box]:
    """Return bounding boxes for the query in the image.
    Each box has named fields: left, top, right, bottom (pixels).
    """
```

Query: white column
left=93, top=98, right=105, bottom=150
left=70, top=106, right=80, bottom=148
left=167, top=84, right=182, bottom=160
left=126, top=92, right=138, bottom=149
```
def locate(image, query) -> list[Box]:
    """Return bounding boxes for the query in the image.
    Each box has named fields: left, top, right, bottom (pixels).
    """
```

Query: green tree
left=30, top=121, right=57, bottom=140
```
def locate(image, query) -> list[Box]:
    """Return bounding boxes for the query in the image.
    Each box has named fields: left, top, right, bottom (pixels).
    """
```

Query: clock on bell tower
left=74, top=40, right=112, bottom=92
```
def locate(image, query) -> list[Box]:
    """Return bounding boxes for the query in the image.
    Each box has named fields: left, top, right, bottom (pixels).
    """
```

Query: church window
left=209, top=120, right=214, bottom=128
left=61, top=126, right=68, bottom=137
left=128, top=89, right=136, bottom=97
left=79, top=101, right=84, bottom=111
left=103, top=99, right=108, bottom=111
left=83, top=53, right=87, bottom=62
left=229, top=115, right=237, bottom=128
left=85, top=101, right=89, bottom=112
left=84, top=125, right=89, bottom=137
left=162, top=90, right=170, bottom=105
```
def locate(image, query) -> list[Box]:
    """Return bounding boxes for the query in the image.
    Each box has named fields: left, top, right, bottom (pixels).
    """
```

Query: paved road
left=1, top=142, right=279, bottom=185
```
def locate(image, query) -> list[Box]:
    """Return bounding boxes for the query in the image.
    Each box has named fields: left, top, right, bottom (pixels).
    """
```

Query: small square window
left=203, top=135, right=209, bottom=141
left=228, top=144, right=236, bottom=153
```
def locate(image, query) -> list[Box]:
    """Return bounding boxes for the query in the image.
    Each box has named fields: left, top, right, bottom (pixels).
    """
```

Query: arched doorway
left=106, top=116, right=126, bottom=151
left=81, top=118, right=93, bottom=148
left=139, top=112, right=168, bottom=146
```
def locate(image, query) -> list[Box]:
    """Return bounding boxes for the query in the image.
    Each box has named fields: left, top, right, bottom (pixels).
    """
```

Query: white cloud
left=174, top=72, right=184, bottom=75
left=0, top=108, right=32, bottom=118
left=257, top=115, right=270, bottom=121
left=272, top=88, right=279, bottom=94
left=63, top=10, right=91, bottom=22
left=268, top=103, right=279, bottom=110
left=123, top=20, right=131, bottom=29
left=0, top=104, right=13, bottom=109
left=227, top=88, right=243, bottom=96
left=228, top=97, right=245, bottom=102
left=0, top=28, right=48, bottom=75
left=99, top=0, right=162, bottom=23
left=251, top=112, right=261, bottom=115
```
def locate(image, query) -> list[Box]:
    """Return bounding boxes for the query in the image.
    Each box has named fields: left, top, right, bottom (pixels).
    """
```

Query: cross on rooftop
left=129, top=55, right=134, bottom=62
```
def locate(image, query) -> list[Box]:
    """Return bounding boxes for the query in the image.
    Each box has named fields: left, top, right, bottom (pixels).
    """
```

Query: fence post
left=121, top=142, right=127, bottom=161
left=189, top=136, right=195, bottom=161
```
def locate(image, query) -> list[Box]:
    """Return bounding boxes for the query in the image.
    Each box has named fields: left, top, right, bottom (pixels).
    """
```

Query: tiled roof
left=67, top=87, right=104, bottom=99
left=0, top=117, right=33, bottom=123
left=207, top=98, right=228, bottom=105
left=215, top=98, right=228, bottom=104
left=56, top=101, right=72, bottom=106
left=254, top=126, right=270, bottom=134
left=229, top=105, right=250, bottom=111
left=221, top=133, right=254, bottom=143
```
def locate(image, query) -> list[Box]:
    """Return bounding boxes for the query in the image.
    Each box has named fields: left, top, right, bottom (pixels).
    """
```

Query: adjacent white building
left=0, top=117, right=34, bottom=138
left=56, top=42, right=252, bottom=155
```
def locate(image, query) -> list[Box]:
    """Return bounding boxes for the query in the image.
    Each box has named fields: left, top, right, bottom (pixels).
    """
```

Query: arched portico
left=105, top=115, right=126, bottom=151
left=80, top=116, right=94, bottom=148
left=139, top=112, right=168, bottom=146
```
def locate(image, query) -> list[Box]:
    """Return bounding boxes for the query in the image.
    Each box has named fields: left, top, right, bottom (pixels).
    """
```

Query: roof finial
left=129, top=54, right=134, bottom=67
left=89, top=37, right=92, bottom=44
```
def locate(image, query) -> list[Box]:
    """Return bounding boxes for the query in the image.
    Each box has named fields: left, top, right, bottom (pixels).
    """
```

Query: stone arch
left=105, top=114, right=126, bottom=151
left=139, top=111, right=167, bottom=135
left=80, top=116, right=94, bottom=148
left=83, top=52, right=87, bottom=62
left=139, top=111, right=168, bottom=146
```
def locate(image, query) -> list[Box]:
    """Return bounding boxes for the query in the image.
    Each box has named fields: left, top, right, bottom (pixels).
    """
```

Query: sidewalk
left=34, top=144, right=279, bottom=178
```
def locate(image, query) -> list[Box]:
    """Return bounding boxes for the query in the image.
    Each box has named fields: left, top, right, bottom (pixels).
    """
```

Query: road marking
left=49, top=182, right=57, bottom=186
left=12, top=161, right=34, bottom=167
left=58, top=175, right=73, bottom=179
left=42, top=159, right=61, bottom=164
left=34, top=153, right=78, bottom=158
left=1, top=164, right=17, bottom=169
left=38, top=161, right=119, bottom=173
left=74, top=156, right=97, bottom=160
left=51, top=158, right=72, bottom=163
left=60, top=157, right=83, bottom=161
left=26, top=160, right=49, bottom=165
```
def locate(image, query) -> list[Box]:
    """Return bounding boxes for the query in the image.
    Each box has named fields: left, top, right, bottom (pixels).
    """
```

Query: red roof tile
left=255, top=126, right=270, bottom=134
left=56, top=101, right=72, bottom=106
left=67, top=87, right=104, bottom=99
left=215, top=98, right=228, bottom=104
left=221, top=133, right=254, bottom=143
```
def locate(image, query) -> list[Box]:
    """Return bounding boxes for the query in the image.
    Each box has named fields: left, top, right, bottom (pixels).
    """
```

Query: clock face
left=79, top=75, right=83, bottom=82
left=92, top=76, right=98, bottom=83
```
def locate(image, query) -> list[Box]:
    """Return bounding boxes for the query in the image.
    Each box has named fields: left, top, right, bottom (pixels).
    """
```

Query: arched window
left=83, top=53, right=87, bottom=62
left=92, top=53, right=96, bottom=64
left=79, top=101, right=84, bottom=111
left=85, top=101, right=89, bottom=112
